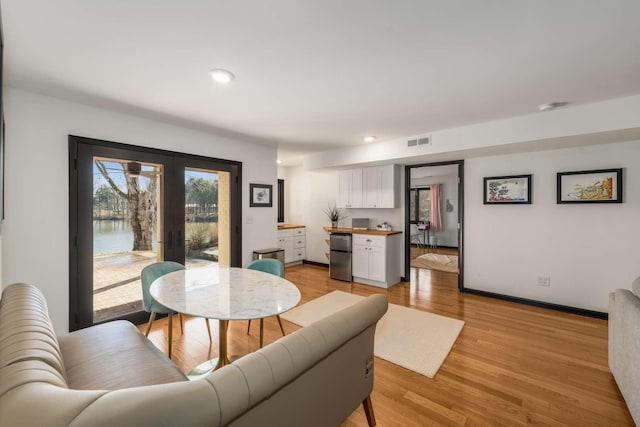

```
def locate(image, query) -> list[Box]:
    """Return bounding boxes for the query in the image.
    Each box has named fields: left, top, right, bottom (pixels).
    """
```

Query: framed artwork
left=250, top=183, right=273, bottom=207
left=557, top=168, right=622, bottom=204
left=483, top=174, right=532, bottom=204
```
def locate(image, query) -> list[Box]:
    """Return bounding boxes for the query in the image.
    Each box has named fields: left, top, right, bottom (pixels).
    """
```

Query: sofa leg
left=144, top=312, right=156, bottom=337
left=362, top=395, right=376, bottom=427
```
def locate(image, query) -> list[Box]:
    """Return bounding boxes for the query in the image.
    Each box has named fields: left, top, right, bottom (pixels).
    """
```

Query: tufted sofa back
left=0, top=283, right=69, bottom=392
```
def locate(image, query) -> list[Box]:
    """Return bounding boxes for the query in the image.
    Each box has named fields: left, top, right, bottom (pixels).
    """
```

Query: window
left=410, top=187, right=430, bottom=224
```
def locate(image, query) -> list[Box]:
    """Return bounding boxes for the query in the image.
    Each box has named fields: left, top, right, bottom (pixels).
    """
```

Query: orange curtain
left=430, top=183, right=442, bottom=232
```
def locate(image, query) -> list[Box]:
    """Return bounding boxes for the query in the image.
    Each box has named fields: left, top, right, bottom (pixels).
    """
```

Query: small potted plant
left=324, top=205, right=344, bottom=228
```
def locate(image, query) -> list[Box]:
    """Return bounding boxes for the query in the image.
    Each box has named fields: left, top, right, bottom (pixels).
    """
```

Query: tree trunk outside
left=96, top=160, right=159, bottom=252
left=127, top=175, right=157, bottom=251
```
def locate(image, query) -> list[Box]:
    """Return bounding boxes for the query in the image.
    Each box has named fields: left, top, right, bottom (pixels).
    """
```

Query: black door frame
left=69, top=135, right=242, bottom=331
left=404, top=160, right=464, bottom=290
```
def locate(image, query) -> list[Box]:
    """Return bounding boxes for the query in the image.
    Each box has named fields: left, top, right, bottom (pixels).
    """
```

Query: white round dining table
left=150, top=265, right=301, bottom=378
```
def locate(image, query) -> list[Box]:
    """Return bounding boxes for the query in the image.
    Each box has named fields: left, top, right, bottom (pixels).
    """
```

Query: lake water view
left=93, top=220, right=218, bottom=254
left=93, top=220, right=153, bottom=254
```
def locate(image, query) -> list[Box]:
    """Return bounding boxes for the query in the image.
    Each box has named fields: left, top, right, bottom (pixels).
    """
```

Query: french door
left=69, top=136, right=242, bottom=331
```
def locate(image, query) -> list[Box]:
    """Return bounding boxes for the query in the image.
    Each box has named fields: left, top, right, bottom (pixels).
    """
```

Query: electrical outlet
left=536, top=276, right=551, bottom=287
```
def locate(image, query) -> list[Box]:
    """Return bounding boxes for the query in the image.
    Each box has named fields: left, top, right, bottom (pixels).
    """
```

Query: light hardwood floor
left=140, top=263, right=633, bottom=426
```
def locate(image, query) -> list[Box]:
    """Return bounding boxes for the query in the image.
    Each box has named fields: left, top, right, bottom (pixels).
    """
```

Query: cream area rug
left=411, top=253, right=459, bottom=273
left=280, top=291, right=464, bottom=378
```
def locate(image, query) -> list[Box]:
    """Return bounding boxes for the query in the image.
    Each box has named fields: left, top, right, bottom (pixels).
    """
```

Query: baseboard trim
left=302, top=260, right=329, bottom=268
left=462, top=288, right=608, bottom=320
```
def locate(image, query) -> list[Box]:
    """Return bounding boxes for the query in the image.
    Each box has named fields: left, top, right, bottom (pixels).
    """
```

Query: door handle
left=177, top=230, right=183, bottom=248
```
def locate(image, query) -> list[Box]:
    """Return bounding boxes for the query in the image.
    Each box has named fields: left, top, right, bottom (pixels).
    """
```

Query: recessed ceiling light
left=363, top=136, right=376, bottom=143
left=276, top=159, right=282, bottom=164
left=538, top=102, right=569, bottom=112
left=209, top=69, right=235, bottom=84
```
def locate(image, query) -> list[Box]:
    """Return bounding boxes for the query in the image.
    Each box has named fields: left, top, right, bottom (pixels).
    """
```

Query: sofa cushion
left=58, top=320, right=186, bottom=390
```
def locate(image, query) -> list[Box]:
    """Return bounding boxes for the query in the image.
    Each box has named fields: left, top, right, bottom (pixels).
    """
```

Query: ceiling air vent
left=407, top=139, right=418, bottom=147
left=418, top=136, right=431, bottom=146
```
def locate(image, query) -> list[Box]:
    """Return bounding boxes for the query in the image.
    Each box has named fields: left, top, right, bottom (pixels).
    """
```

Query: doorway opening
left=404, top=160, right=464, bottom=290
left=69, top=136, right=242, bottom=331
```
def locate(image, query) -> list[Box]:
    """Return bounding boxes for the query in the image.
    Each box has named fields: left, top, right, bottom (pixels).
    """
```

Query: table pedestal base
left=187, top=356, right=229, bottom=380
left=187, top=319, right=230, bottom=381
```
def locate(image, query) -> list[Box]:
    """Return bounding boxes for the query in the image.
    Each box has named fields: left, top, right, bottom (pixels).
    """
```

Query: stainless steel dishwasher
left=329, top=233, right=352, bottom=281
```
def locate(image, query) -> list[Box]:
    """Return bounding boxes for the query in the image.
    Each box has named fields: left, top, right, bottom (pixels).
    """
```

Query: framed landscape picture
left=483, top=174, right=532, bottom=204
left=250, top=183, right=273, bottom=207
left=557, top=168, right=622, bottom=204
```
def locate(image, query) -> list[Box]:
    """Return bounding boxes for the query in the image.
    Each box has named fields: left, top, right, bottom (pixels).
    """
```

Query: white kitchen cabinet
left=292, top=232, right=306, bottom=262
left=363, top=165, right=397, bottom=208
left=338, top=165, right=396, bottom=209
left=277, top=226, right=306, bottom=265
left=352, top=233, right=402, bottom=288
left=336, top=169, right=363, bottom=208
left=351, top=243, right=369, bottom=279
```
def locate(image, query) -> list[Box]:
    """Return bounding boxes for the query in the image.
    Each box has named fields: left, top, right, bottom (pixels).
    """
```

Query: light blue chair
left=141, top=261, right=212, bottom=358
left=246, top=258, right=287, bottom=347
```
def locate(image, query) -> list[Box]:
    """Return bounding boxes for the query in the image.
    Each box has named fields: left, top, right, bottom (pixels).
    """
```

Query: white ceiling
left=3, top=1, right=640, bottom=165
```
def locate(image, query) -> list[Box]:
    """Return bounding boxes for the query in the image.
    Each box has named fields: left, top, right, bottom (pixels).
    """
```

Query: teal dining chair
left=141, top=261, right=212, bottom=358
left=246, top=258, right=287, bottom=347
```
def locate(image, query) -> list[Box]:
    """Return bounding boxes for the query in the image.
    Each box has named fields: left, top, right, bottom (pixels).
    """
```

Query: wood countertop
left=323, top=226, right=402, bottom=236
left=277, top=224, right=306, bottom=230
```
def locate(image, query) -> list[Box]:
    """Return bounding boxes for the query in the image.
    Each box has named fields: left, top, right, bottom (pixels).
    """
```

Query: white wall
left=2, top=88, right=278, bottom=333
left=465, top=140, right=640, bottom=312
left=278, top=166, right=336, bottom=264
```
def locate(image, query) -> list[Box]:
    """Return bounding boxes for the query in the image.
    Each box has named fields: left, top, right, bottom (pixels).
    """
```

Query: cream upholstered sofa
left=0, top=283, right=388, bottom=427
left=608, top=277, right=640, bottom=425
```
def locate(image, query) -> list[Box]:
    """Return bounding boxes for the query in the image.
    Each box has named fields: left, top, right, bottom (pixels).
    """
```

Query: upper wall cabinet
left=363, top=165, right=397, bottom=208
left=337, top=169, right=363, bottom=208
left=337, top=165, right=397, bottom=209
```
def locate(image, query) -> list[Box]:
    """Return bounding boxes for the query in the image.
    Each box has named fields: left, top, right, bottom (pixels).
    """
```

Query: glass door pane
left=418, top=188, right=431, bottom=222
left=92, top=157, right=163, bottom=323
left=184, top=168, right=230, bottom=268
